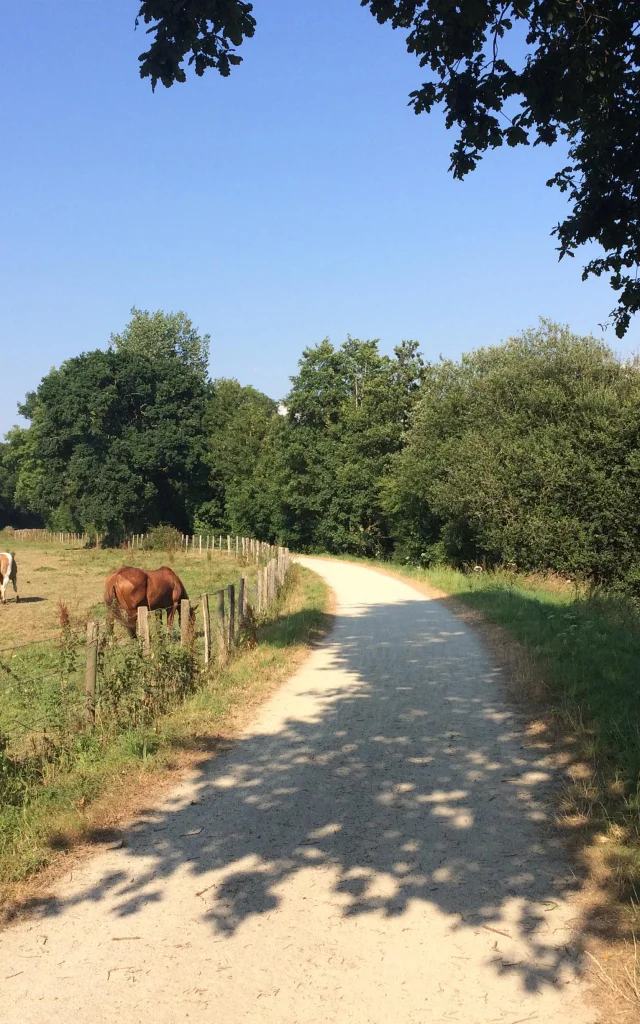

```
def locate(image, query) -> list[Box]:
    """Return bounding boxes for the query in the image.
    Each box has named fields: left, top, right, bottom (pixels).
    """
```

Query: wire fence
left=10, top=530, right=280, bottom=564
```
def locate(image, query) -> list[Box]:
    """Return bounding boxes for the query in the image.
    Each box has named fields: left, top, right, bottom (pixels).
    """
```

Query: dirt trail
left=1, top=557, right=595, bottom=1023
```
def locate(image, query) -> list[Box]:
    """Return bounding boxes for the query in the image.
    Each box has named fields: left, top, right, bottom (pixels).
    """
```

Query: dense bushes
left=385, top=321, right=640, bottom=590
left=228, top=321, right=640, bottom=593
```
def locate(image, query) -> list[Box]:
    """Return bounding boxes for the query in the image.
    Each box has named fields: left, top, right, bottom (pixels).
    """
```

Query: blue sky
left=2, top=1, right=637, bottom=436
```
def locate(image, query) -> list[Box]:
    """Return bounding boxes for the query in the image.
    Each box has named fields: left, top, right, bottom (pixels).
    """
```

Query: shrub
left=142, top=524, right=183, bottom=556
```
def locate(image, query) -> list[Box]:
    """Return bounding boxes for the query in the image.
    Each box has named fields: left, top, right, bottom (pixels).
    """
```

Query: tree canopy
left=4, top=305, right=640, bottom=595
left=196, top=378, right=277, bottom=534
left=230, top=337, right=425, bottom=555
left=5, top=309, right=212, bottom=540
left=134, top=1, right=640, bottom=336
left=110, top=307, right=210, bottom=380
left=385, top=320, right=640, bottom=588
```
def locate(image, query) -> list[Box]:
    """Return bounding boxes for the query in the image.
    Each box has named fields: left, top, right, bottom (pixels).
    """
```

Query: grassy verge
left=0, top=563, right=329, bottom=909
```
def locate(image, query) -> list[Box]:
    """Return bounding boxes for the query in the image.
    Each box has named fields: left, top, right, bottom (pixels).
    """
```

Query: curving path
left=1, top=557, right=595, bottom=1023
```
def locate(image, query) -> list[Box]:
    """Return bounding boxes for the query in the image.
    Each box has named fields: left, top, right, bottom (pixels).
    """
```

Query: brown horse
left=104, top=566, right=193, bottom=636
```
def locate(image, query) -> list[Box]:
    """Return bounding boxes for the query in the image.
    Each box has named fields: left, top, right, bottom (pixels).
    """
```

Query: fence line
left=11, top=529, right=95, bottom=546
left=79, top=545, right=292, bottom=727
left=7, top=529, right=286, bottom=568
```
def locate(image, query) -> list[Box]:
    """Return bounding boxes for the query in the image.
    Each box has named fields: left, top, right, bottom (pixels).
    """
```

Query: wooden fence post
left=180, top=599, right=191, bottom=645
left=256, top=568, right=263, bottom=613
left=85, top=621, right=98, bottom=728
left=137, top=606, right=150, bottom=653
left=202, top=593, right=211, bottom=665
left=216, top=589, right=226, bottom=661
left=199, top=534, right=202, bottom=554
left=227, top=584, right=235, bottom=648
left=239, top=577, right=246, bottom=623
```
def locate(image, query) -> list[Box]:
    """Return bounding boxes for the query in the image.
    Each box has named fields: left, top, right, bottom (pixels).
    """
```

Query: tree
left=235, top=337, right=424, bottom=554
left=8, top=311, right=210, bottom=540
left=195, top=378, right=277, bottom=532
left=0, top=430, right=43, bottom=530
left=134, top=2, right=640, bottom=336
left=110, top=307, right=210, bottom=381
left=386, top=320, right=640, bottom=588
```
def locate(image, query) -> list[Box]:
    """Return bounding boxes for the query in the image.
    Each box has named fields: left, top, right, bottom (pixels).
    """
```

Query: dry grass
left=0, top=539, right=258, bottom=650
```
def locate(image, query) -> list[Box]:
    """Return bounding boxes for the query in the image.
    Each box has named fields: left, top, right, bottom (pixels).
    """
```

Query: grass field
left=0, top=538, right=263, bottom=756
left=0, top=537, right=258, bottom=651
left=0, top=537, right=329, bottom=903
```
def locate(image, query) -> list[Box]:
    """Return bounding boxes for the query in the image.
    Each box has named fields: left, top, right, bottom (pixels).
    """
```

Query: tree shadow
left=37, top=591, right=593, bottom=994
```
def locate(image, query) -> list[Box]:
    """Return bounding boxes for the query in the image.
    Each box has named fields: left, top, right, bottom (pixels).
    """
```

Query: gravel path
left=1, top=557, right=595, bottom=1023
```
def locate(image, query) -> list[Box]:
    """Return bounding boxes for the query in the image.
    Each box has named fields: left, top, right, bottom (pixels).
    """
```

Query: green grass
left=0, top=563, right=328, bottom=897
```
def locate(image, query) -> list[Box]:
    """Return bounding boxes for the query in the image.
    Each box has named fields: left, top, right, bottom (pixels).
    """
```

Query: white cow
left=0, top=552, right=19, bottom=603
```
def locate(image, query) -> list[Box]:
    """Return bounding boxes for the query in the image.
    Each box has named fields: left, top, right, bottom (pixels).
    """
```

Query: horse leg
left=167, top=605, right=176, bottom=631
left=1, top=575, right=7, bottom=604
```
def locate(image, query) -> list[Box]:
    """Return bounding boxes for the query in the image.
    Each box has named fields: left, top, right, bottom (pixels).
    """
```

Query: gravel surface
left=1, top=557, right=596, bottom=1023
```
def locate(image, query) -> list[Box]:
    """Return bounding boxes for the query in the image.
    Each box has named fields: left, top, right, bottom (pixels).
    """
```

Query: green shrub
left=98, top=632, right=196, bottom=730
left=142, top=524, right=183, bottom=555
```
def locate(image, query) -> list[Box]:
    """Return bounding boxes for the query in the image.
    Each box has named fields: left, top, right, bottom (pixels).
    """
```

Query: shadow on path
left=41, top=593, right=587, bottom=995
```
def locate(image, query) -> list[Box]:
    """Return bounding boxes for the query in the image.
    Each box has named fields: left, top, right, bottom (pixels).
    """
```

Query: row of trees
left=0, top=309, right=275, bottom=543
left=3, top=312, right=640, bottom=591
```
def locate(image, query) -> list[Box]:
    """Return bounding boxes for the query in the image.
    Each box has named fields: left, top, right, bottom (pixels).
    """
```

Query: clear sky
left=2, top=1, right=637, bottom=436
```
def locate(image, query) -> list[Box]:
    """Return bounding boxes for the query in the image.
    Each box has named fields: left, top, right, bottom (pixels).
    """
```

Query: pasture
left=0, top=537, right=256, bottom=651
left=0, top=537, right=262, bottom=755
left=0, top=535, right=328, bottom=897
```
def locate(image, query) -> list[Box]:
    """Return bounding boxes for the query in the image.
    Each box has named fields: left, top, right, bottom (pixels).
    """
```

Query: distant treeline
left=2, top=312, right=640, bottom=592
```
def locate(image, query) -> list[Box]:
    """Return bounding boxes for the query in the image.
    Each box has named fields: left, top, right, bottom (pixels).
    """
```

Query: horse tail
left=104, top=580, right=130, bottom=628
